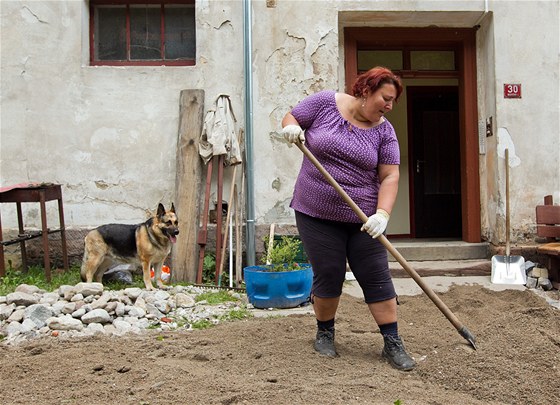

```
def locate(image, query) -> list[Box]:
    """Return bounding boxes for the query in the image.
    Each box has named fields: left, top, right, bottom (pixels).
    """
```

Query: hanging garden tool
left=295, top=141, right=477, bottom=350
left=198, top=94, right=243, bottom=285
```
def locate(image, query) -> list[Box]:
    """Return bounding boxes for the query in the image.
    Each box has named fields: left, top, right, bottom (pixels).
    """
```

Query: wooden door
left=408, top=86, right=462, bottom=238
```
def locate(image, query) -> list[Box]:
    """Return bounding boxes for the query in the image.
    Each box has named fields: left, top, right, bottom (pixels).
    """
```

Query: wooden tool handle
left=296, top=141, right=465, bottom=330
left=505, top=148, right=510, bottom=257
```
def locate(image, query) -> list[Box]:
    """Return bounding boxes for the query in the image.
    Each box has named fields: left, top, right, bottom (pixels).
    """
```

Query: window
left=358, top=50, right=403, bottom=71
left=356, top=49, right=457, bottom=76
left=90, top=0, right=195, bottom=66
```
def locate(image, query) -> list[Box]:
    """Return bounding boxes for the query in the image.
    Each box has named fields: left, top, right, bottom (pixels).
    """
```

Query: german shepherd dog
left=81, top=203, right=179, bottom=290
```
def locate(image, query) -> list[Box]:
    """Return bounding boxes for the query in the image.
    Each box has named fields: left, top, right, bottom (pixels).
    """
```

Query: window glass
left=95, top=6, right=127, bottom=61
left=165, top=5, right=196, bottom=60
left=130, top=5, right=161, bottom=60
left=411, top=51, right=455, bottom=70
left=358, top=50, right=403, bottom=71
left=91, top=1, right=195, bottom=66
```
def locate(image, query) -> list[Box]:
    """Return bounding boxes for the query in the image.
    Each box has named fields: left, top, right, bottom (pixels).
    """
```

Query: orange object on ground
left=150, top=265, right=171, bottom=283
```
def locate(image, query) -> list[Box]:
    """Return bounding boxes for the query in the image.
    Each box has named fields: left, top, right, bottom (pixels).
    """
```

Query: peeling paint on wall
left=497, top=127, right=521, bottom=167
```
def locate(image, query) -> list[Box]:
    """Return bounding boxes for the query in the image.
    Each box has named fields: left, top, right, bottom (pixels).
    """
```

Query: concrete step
left=387, top=239, right=489, bottom=262
left=346, top=259, right=492, bottom=279
left=388, top=259, right=492, bottom=278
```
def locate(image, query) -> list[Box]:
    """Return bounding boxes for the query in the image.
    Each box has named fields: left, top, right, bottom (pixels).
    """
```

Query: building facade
left=1, top=1, right=559, bottom=266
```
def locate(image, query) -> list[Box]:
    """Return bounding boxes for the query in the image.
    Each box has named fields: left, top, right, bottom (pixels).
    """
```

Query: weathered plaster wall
left=1, top=0, right=559, bottom=249
left=483, top=0, right=560, bottom=243
left=252, top=0, right=559, bottom=245
left=0, top=0, right=245, bottom=228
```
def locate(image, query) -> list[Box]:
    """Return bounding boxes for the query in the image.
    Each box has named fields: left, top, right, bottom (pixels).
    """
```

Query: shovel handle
left=505, top=148, right=510, bottom=257
left=295, top=142, right=468, bottom=332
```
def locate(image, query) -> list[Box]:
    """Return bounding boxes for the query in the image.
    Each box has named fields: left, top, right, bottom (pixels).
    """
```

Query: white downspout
left=243, top=0, right=256, bottom=266
left=474, top=0, right=489, bottom=27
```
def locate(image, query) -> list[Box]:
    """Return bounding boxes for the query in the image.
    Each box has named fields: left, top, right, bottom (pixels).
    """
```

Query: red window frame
left=89, top=0, right=195, bottom=66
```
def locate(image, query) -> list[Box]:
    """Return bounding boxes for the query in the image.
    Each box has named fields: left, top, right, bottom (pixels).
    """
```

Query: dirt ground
left=1, top=285, right=559, bottom=405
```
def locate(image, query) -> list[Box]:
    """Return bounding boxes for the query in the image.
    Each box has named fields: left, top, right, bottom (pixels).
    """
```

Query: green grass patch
left=194, top=290, right=239, bottom=304
left=0, top=264, right=82, bottom=296
left=0, top=263, right=148, bottom=296
left=219, top=308, right=252, bottom=321
left=191, top=319, right=214, bottom=329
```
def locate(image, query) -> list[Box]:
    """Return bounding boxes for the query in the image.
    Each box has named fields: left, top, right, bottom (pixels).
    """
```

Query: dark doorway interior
left=408, top=86, right=462, bottom=238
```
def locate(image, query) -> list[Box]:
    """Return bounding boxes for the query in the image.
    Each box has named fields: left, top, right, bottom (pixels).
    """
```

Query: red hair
left=351, top=66, right=403, bottom=101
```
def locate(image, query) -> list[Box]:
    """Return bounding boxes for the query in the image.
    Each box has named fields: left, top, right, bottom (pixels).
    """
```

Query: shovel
left=491, top=148, right=526, bottom=284
left=295, top=141, right=477, bottom=350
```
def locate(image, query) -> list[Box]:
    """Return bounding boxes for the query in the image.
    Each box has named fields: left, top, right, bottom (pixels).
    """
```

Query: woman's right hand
left=282, top=125, right=305, bottom=144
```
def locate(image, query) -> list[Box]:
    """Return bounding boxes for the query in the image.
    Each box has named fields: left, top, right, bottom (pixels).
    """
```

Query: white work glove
left=282, top=124, right=305, bottom=144
left=361, top=209, right=390, bottom=239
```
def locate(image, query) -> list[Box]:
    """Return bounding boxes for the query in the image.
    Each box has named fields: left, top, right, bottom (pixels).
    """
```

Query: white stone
left=15, top=284, right=44, bottom=294
left=154, top=301, right=171, bottom=314
left=24, top=304, right=54, bottom=328
left=39, top=292, right=60, bottom=305
left=71, top=293, right=84, bottom=302
left=105, top=301, right=118, bottom=314
left=50, top=300, right=67, bottom=316
left=0, top=303, right=16, bottom=320
left=21, top=318, right=38, bottom=333
left=47, top=315, right=84, bottom=331
left=176, top=293, right=196, bottom=308
left=154, top=290, right=171, bottom=301
left=61, top=302, right=77, bottom=314
left=7, top=308, right=25, bottom=323
left=81, top=308, right=112, bottom=324
left=6, top=292, right=39, bottom=306
left=115, top=302, right=126, bottom=317
left=128, top=306, right=146, bottom=318
left=71, top=308, right=86, bottom=318
left=87, top=323, right=105, bottom=335
left=124, top=288, right=142, bottom=300
left=134, top=296, right=147, bottom=310
left=91, top=293, right=111, bottom=309
left=58, top=285, right=74, bottom=298
left=74, top=282, right=104, bottom=297
left=6, top=321, right=23, bottom=336
left=113, top=319, right=132, bottom=333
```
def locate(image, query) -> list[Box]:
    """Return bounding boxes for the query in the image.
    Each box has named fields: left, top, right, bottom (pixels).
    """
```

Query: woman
left=281, top=66, right=416, bottom=371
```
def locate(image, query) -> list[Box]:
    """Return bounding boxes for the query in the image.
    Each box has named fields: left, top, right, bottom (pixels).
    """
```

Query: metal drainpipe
left=243, top=0, right=256, bottom=266
left=474, top=0, right=489, bottom=27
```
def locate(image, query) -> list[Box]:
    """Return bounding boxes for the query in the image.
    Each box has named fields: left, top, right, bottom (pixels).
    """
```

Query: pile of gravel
left=0, top=282, right=247, bottom=345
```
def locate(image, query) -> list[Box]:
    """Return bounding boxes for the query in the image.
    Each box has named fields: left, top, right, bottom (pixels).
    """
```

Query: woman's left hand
left=361, top=209, right=390, bottom=238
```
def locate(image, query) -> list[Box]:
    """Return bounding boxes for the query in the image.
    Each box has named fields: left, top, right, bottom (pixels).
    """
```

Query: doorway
left=344, top=27, right=480, bottom=242
left=408, top=86, right=462, bottom=238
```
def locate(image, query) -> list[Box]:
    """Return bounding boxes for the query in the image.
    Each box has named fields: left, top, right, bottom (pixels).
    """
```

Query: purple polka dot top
left=290, top=90, right=400, bottom=223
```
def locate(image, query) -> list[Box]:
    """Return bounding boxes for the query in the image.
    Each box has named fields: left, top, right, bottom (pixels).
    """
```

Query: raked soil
left=1, top=284, right=559, bottom=405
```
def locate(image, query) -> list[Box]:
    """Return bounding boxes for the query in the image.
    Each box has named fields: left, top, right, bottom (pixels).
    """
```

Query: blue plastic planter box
left=243, top=264, right=313, bottom=309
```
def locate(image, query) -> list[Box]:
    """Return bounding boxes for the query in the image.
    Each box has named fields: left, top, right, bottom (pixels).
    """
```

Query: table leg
left=16, top=202, right=28, bottom=273
left=0, top=211, right=5, bottom=277
left=39, top=192, right=51, bottom=282
left=57, top=197, right=69, bottom=271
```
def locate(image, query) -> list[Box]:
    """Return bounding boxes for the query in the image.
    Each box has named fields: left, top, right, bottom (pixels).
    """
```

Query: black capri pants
left=295, top=211, right=396, bottom=304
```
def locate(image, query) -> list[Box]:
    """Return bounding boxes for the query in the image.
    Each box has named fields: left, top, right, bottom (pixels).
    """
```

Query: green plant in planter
left=262, top=235, right=305, bottom=272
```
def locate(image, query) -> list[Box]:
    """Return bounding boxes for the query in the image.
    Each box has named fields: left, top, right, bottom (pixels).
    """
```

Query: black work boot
left=314, top=329, right=338, bottom=357
left=382, top=335, right=416, bottom=371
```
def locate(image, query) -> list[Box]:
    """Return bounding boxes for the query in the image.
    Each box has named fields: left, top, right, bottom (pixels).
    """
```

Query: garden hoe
left=295, top=141, right=477, bottom=350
